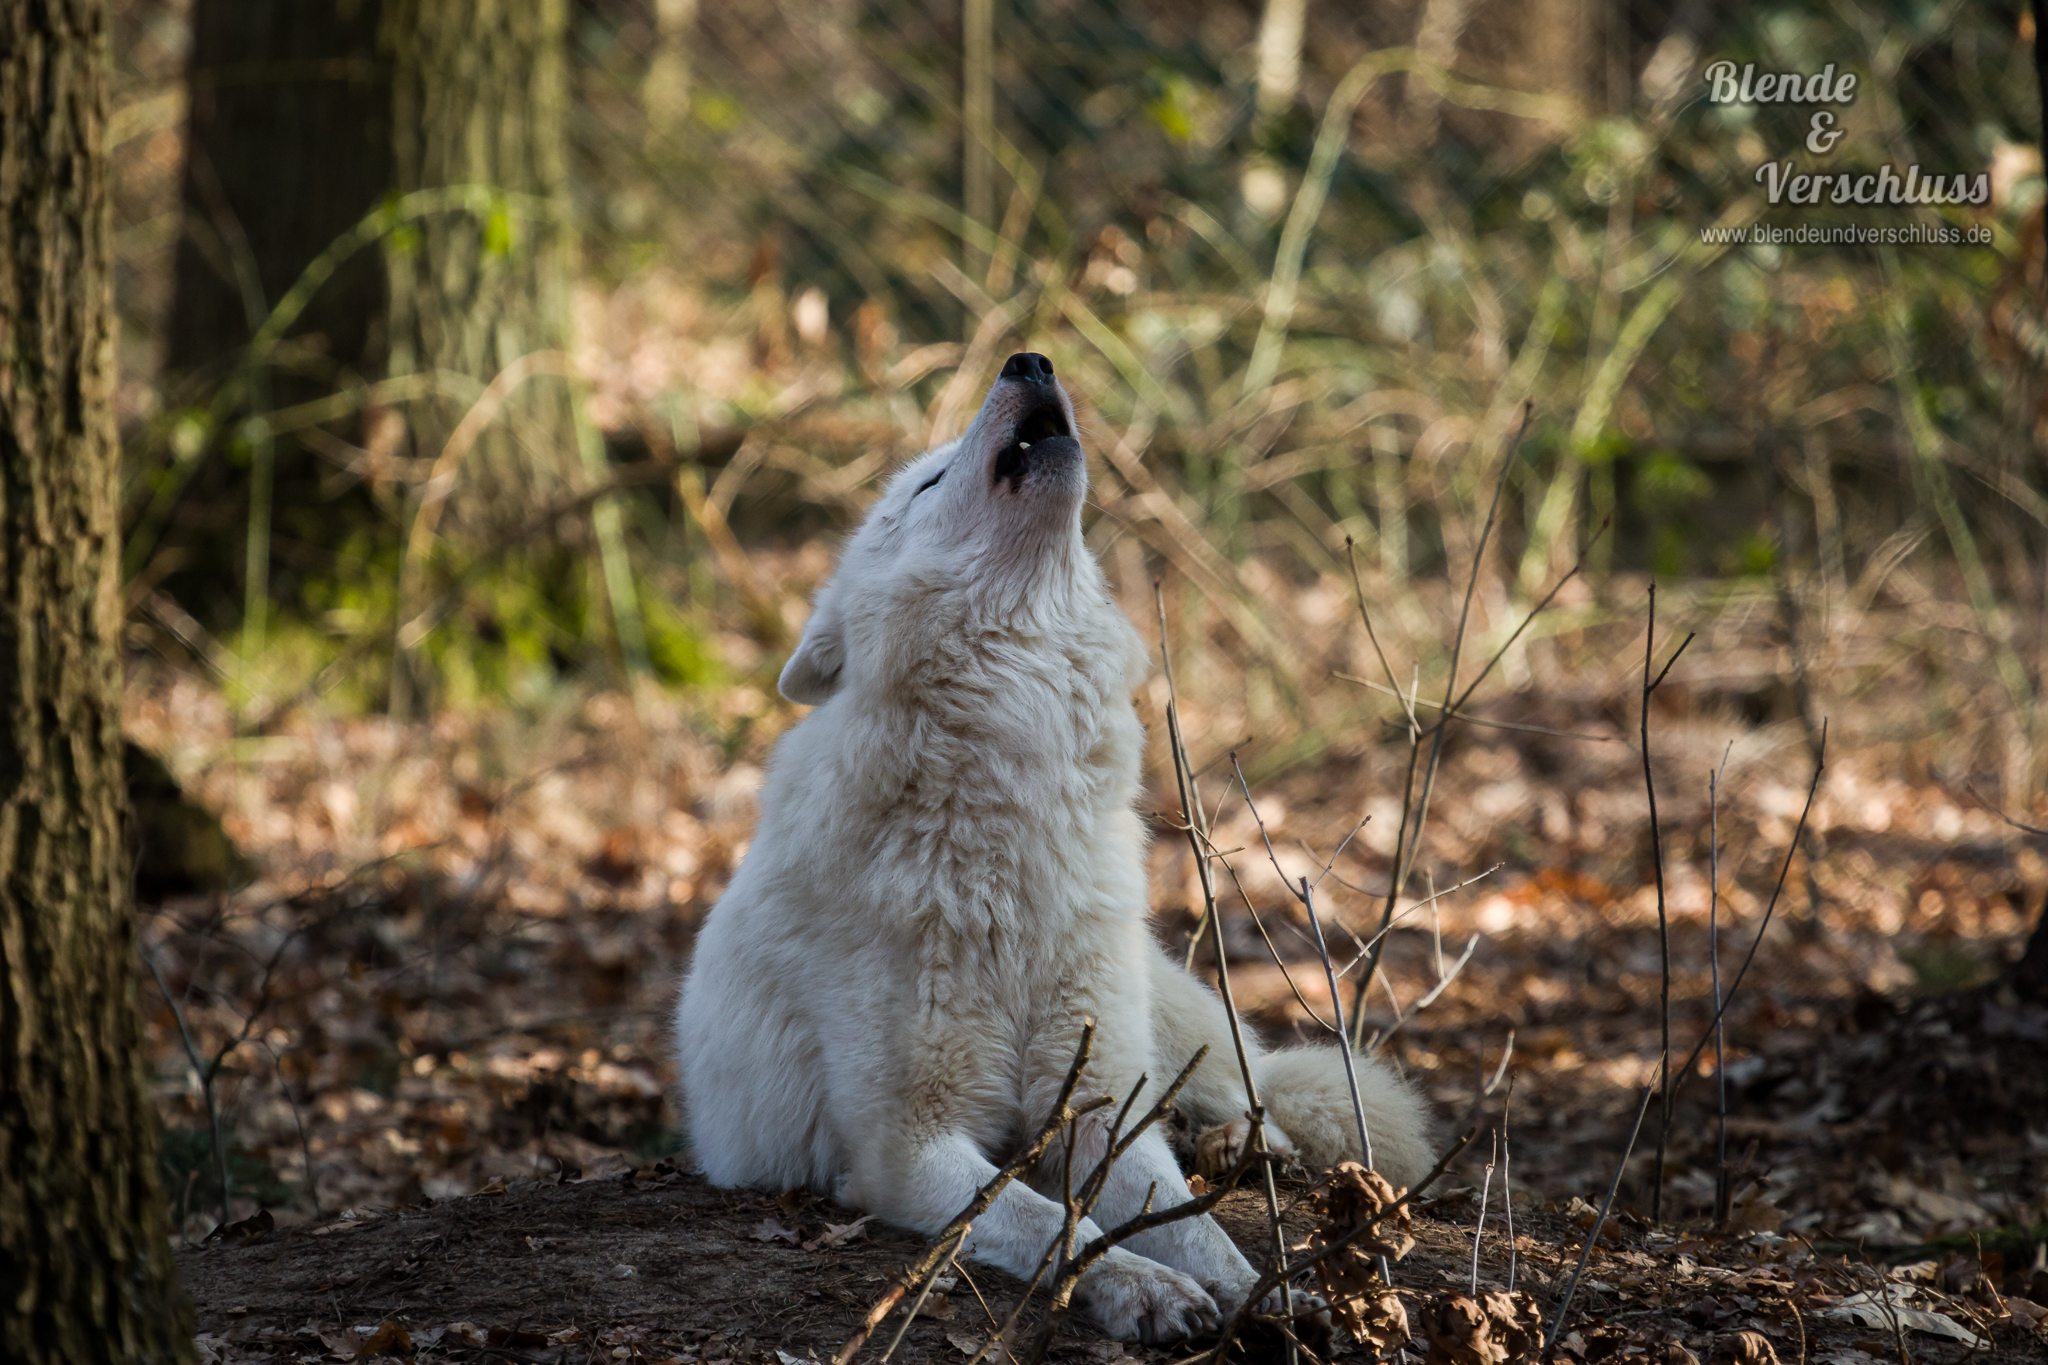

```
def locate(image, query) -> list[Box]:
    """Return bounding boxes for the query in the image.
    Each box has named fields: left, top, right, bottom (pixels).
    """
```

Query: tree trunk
left=381, top=0, right=577, bottom=534
left=0, top=2, right=193, bottom=1360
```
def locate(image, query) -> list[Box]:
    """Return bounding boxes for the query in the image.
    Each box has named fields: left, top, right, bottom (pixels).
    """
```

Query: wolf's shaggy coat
left=675, top=356, right=1433, bottom=1341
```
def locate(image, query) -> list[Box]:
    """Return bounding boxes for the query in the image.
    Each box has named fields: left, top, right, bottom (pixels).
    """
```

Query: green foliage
left=1143, top=69, right=1205, bottom=147
left=481, top=200, right=516, bottom=259
left=1902, top=941, right=1994, bottom=995
left=168, top=408, right=211, bottom=461
left=1575, top=428, right=1633, bottom=469
left=205, top=522, right=717, bottom=714
left=122, top=1, right=2048, bottom=716
left=1650, top=524, right=1691, bottom=579
left=1727, top=532, right=1780, bottom=578
left=692, top=90, right=741, bottom=133
left=641, top=597, right=725, bottom=690
left=1634, top=451, right=1713, bottom=513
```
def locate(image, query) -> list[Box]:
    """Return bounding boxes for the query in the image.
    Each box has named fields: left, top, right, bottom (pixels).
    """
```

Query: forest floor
left=130, top=567, right=2048, bottom=1365
left=180, top=1165, right=2043, bottom=1365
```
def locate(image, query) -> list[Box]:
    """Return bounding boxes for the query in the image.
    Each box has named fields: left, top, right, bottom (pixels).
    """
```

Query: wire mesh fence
left=101, top=2, right=2048, bottom=780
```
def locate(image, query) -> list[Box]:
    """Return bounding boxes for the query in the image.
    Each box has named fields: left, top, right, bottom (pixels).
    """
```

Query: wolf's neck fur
left=840, top=548, right=1142, bottom=827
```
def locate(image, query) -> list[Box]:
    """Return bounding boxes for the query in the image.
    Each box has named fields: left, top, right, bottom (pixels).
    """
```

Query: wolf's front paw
left=1079, top=1250, right=1221, bottom=1343
left=1195, top=1114, right=1297, bottom=1179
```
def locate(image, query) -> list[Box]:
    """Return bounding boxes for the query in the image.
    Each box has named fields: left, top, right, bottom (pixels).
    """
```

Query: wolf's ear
left=777, top=607, right=844, bottom=704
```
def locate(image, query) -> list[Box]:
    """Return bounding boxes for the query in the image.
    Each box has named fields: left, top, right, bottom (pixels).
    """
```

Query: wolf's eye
left=912, top=467, right=946, bottom=498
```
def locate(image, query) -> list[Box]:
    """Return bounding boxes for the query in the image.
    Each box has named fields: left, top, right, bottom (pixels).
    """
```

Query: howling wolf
left=674, top=353, right=1433, bottom=1342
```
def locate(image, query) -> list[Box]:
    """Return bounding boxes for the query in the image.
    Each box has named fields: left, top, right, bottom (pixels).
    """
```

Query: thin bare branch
left=1328, top=864, right=1503, bottom=977
left=1961, top=781, right=2048, bottom=838
left=1153, top=582, right=1295, bottom=1365
left=1436, top=514, right=1612, bottom=727
left=1471, top=1128, right=1498, bottom=1294
left=1643, top=583, right=1677, bottom=1224
left=1709, top=743, right=1733, bottom=1226
left=1344, top=536, right=1418, bottom=736
left=1502, top=1080, right=1519, bottom=1291
left=1545, top=1081, right=1658, bottom=1352
left=1671, top=720, right=1827, bottom=1092
left=1334, top=673, right=1619, bottom=742
left=144, top=946, right=231, bottom=1229
left=1230, top=755, right=1387, bottom=1201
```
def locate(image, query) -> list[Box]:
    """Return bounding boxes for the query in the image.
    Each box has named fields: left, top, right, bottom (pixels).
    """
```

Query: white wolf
left=674, top=354, right=1434, bottom=1342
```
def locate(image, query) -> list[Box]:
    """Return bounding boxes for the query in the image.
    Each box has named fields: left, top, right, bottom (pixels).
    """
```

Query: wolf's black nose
left=1001, top=352, right=1055, bottom=384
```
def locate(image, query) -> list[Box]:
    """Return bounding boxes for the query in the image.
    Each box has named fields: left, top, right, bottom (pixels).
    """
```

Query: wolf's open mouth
left=992, top=401, right=1072, bottom=488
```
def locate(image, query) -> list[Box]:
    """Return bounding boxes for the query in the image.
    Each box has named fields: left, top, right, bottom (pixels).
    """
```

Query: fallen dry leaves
left=1302, top=1162, right=1414, bottom=1344
left=1414, top=1289, right=1543, bottom=1365
left=121, top=569, right=2048, bottom=1364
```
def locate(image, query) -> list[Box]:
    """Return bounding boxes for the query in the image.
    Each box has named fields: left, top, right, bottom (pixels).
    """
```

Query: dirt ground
left=182, top=1162, right=2047, bottom=1365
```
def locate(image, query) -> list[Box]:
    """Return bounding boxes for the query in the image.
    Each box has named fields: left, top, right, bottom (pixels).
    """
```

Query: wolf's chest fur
left=827, top=618, right=1152, bottom=1134
left=864, top=623, right=1144, bottom=935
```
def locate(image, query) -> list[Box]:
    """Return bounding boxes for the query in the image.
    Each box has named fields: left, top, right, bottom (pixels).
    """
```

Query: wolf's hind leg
left=674, top=960, right=838, bottom=1192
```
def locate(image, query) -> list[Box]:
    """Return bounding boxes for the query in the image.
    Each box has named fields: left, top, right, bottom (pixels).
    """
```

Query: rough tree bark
left=381, top=0, right=577, bottom=533
left=0, top=1, right=194, bottom=1360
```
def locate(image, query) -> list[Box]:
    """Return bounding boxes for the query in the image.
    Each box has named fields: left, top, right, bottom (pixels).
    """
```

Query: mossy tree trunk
left=0, top=2, right=193, bottom=1360
left=381, top=0, right=577, bottom=535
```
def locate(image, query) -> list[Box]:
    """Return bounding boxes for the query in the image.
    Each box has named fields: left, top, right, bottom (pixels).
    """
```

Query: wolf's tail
left=1149, top=946, right=1438, bottom=1190
left=1254, top=1044, right=1437, bottom=1190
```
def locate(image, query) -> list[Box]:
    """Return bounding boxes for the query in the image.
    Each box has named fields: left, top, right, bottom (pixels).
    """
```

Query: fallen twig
left=1545, top=1081, right=1657, bottom=1353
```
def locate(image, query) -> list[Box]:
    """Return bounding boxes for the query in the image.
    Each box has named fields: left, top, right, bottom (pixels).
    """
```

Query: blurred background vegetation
left=108, top=0, right=2045, bottom=779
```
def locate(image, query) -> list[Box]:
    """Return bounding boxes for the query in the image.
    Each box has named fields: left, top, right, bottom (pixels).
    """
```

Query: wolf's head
left=778, top=353, right=1106, bottom=706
